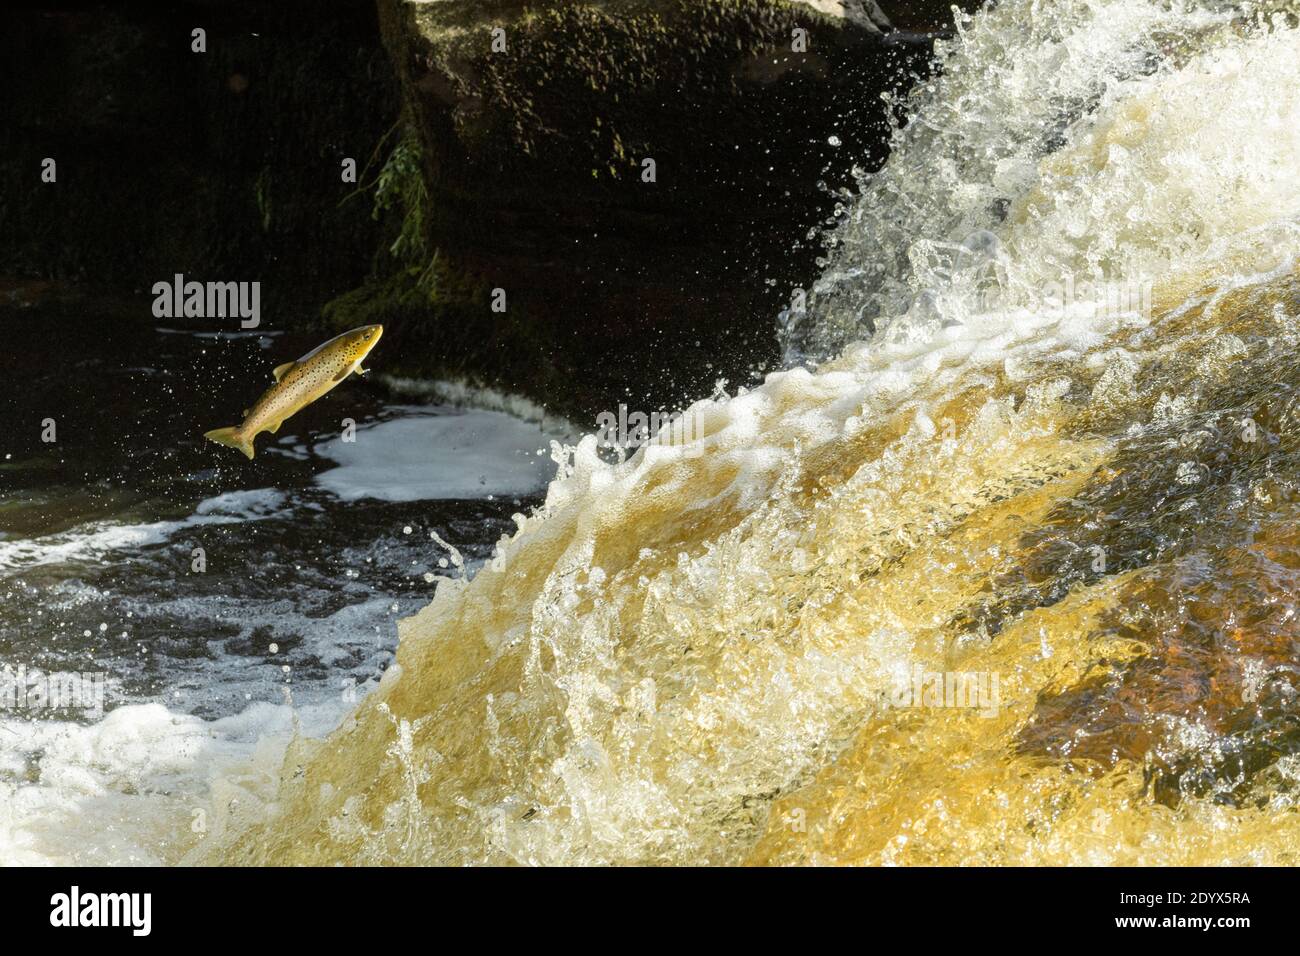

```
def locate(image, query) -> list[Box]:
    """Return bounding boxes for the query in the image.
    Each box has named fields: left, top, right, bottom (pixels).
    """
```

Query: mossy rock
left=370, top=0, right=970, bottom=420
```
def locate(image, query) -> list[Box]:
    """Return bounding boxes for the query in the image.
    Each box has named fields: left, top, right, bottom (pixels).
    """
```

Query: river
left=0, top=304, right=567, bottom=862
left=6, top=0, right=1300, bottom=866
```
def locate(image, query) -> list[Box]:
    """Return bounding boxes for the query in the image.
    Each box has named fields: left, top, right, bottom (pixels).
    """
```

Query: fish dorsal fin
left=272, top=362, right=296, bottom=382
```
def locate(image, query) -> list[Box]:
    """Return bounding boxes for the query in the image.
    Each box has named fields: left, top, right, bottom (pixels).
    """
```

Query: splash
left=786, top=0, right=1300, bottom=359
left=193, top=0, right=1300, bottom=865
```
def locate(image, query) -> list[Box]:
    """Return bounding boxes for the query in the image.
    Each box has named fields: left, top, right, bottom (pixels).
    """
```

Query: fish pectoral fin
left=355, top=365, right=369, bottom=376
left=332, top=365, right=352, bottom=382
left=272, top=362, right=296, bottom=382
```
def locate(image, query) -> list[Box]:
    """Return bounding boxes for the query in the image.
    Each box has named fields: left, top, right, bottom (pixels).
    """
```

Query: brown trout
left=203, top=324, right=383, bottom=460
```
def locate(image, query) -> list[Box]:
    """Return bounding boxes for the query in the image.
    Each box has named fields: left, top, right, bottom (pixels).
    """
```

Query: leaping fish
left=203, top=324, right=383, bottom=460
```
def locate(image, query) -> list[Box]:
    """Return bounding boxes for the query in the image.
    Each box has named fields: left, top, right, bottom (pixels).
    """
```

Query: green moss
left=323, top=124, right=446, bottom=341
left=323, top=270, right=428, bottom=332
left=371, top=130, right=432, bottom=278
left=254, top=166, right=274, bottom=233
left=321, top=240, right=476, bottom=334
left=321, top=250, right=567, bottom=404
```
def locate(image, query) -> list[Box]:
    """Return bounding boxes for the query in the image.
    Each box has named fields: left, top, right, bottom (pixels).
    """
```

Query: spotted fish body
left=203, top=324, right=383, bottom=459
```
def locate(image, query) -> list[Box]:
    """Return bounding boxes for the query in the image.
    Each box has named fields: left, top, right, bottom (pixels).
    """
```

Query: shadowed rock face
left=1, top=0, right=974, bottom=420
left=362, top=0, right=972, bottom=419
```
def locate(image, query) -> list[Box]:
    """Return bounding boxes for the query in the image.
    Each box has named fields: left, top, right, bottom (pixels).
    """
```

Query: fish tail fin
left=203, top=426, right=255, bottom=460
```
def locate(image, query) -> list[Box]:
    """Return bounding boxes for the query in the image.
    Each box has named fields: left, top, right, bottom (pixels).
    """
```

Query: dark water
left=0, top=300, right=548, bottom=718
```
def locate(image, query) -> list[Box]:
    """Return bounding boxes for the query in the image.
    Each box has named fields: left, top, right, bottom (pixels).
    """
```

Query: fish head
left=341, top=324, right=383, bottom=359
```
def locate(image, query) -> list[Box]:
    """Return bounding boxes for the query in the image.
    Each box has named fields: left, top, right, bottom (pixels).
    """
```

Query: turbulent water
left=11, top=0, right=1300, bottom=865
left=0, top=318, right=565, bottom=863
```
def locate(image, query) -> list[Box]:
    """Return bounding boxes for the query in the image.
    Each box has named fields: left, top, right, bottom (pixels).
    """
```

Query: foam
left=0, top=700, right=336, bottom=865
left=790, top=0, right=1297, bottom=360
left=0, top=490, right=289, bottom=572
left=312, top=406, right=558, bottom=502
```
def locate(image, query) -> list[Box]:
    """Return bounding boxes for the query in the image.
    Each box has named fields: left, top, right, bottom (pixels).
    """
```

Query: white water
left=789, top=0, right=1300, bottom=359
left=0, top=489, right=289, bottom=573
left=0, top=701, right=343, bottom=865
left=0, top=394, right=558, bottom=864
left=311, top=405, right=559, bottom=502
